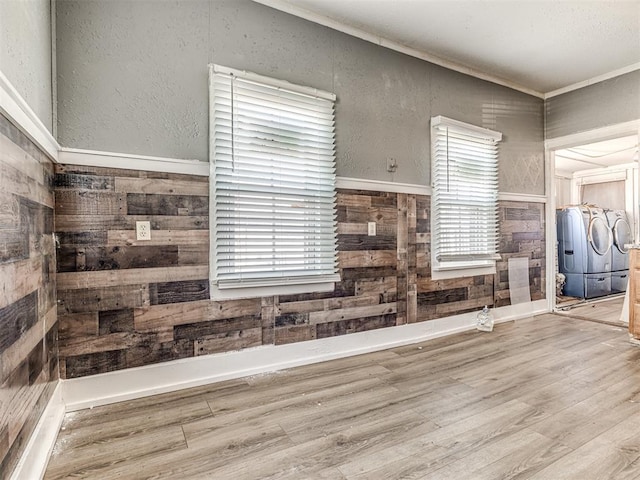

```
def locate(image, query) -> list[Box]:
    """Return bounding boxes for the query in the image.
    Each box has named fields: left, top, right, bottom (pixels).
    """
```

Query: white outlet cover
left=136, top=221, right=151, bottom=240
left=367, top=222, right=376, bottom=236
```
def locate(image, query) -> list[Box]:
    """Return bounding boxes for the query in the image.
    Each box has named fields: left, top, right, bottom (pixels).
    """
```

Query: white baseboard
left=10, top=381, right=64, bottom=480
left=62, top=299, right=547, bottom=412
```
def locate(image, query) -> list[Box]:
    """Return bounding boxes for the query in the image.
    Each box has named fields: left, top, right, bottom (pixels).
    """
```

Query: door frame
left=544, top=119, right=640, bottom=312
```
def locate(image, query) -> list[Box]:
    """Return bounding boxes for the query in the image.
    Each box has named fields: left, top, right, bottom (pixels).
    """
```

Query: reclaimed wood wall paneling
left=54, top=168, right=546, bottom=379
left=0, top=113, right=58, bottom=479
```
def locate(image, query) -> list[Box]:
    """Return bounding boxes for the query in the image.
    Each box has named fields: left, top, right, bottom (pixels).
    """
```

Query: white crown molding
left=251, top=0, right=544, bottom=99
left=58, top=148, right=209, bottom=176
left=62, top=299, right=548, bottom=411
left=9, top=382, right=64, bottom=480
left=545, top=62, right=640, bottom=99
left=0, top=70, right=59, bottom=161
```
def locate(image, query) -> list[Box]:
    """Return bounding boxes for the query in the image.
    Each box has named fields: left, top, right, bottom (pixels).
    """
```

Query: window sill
left=209, top=281, right=337, bottom=301
left=431, top=264, right=497, bottom=280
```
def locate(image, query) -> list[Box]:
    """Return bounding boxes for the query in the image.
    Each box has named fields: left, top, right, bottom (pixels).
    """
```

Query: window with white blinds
left=209, top=65, right=339, bottom=298
left=431, top=116, right=502, bottom=274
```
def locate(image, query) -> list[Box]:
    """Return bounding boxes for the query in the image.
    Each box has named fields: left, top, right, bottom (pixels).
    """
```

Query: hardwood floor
left=45, top=314, right=640, bottom=479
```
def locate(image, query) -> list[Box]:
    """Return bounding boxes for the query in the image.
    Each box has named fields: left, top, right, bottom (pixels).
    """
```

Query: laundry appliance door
left=588, top=216, right=612, bottom=256
left=612, top=217, right=632, bottom=254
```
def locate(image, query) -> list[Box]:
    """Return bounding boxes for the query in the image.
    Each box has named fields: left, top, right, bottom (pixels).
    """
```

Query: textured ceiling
left=259, top=0, right=640, bottom=96
left=556, top=136, right=639, bottom=173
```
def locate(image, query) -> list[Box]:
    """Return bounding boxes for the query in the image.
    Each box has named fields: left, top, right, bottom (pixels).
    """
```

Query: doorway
left=546, top=125, right=640, bottom=326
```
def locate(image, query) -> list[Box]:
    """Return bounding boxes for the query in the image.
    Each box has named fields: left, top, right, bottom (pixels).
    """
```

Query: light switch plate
left=367, top=222, right=376, bottom=236
left=136, top=221, right=151, bottom=241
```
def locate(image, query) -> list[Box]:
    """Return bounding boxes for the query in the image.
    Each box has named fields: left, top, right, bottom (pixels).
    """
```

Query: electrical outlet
left=136, top=221, right=151, bottom=241
left=368, top=222, right=376, bottom=236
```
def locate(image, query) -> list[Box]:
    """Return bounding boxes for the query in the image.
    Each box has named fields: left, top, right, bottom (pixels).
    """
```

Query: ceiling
left=257, top=0, right=640, bottom=97
left=555, top=135, right=639, bottom=173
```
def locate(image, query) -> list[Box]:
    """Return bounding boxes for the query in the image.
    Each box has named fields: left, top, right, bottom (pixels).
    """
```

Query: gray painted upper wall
left=0, top=0, right=53, bottom=131
left=545, top=70, right=640, bottom=139
left=56, top=0, right=544, bottom=194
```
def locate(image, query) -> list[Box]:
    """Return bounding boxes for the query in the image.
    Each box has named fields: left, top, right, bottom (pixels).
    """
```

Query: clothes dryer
left=557, top=205, right=612, bottom=298
left=606, top=209, right=631, bottom=271
left=606, top=209, right=632, bottom=293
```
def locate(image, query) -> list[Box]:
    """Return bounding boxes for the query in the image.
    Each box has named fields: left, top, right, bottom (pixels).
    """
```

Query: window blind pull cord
left=231, top=73, right=235, bottom=172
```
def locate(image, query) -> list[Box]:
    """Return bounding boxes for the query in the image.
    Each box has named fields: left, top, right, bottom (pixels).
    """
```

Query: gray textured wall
left=56, top=0, right=544, bottom=194
left=545, top=70, right=640, bottom=139
left=0, top=0, right=53, bottom=131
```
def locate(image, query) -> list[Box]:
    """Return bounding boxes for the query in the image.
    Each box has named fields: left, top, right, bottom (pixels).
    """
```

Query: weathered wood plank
left=177, top=245, right=209, bottom=266
left=106, top=229, right=208, bottom=246
left=337, top=206, right=398, bottom=225
left=55, top=190, right=126, bottom=216
left=149, top=279, right=209, bottom=305
left=115, top=177, right=208, bottom=196
left=99, top=309, right=135, bottom=335
left=339, top=250, right=397, bottom=268
left=417, top=276, right=476, bottom=292
left=274, top=325, right=316, bottom=345
left=64, top=350, right=127, bottom=379
left=435, top=296, right=494, bottom=315
left=338, top=234, right=396, bottom=251
left=194, top=328, right=262, bottom=356
left=504, top=206, right=542, bottom=221
left=59, top=332, right=156, bottom=357
left=54, top=214, right=209, bottom=232
left=335, top=193, right=372, bottom=207
left=308, top=303, right=396, bottom=325
left=174, top=316, right=261, bottom=343
left=57, top=245, right=181, bottom=272
left=134, top=298, right=262, bottom=333
left=418, top=287, right=468, bottom=306
left=57, top=265, right=208, bottom=290
left=54, top=173, right=114, bottom=190
left=54, top=163, right=140, bottom=178
left=58, top=312, right=99, bottom=341
left=0, top=306, right=56, bottom=385
left=126, top=193, right=208, bottom=216
left=57, top=284, right=150, bottom=314
left=354, top=276, right=397, bottom=297
left=316, top=313, right=397, bottom=338
left=0, top=292, right=38, bottom=356
left=0, top=132, right=53, bottom=207
left=56, top=231, right=108, bottom=246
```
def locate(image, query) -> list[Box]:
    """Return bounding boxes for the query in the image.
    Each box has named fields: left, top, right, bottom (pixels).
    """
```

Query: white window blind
left=209, top=65, right=339, bottom=291
left=431, top=116, right=502, bottom=270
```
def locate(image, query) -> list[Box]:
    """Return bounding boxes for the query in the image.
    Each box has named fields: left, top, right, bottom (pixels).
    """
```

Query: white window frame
left=430, top=116, right=502, bottom=280
left=208, top=64, right=339, bottom=300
